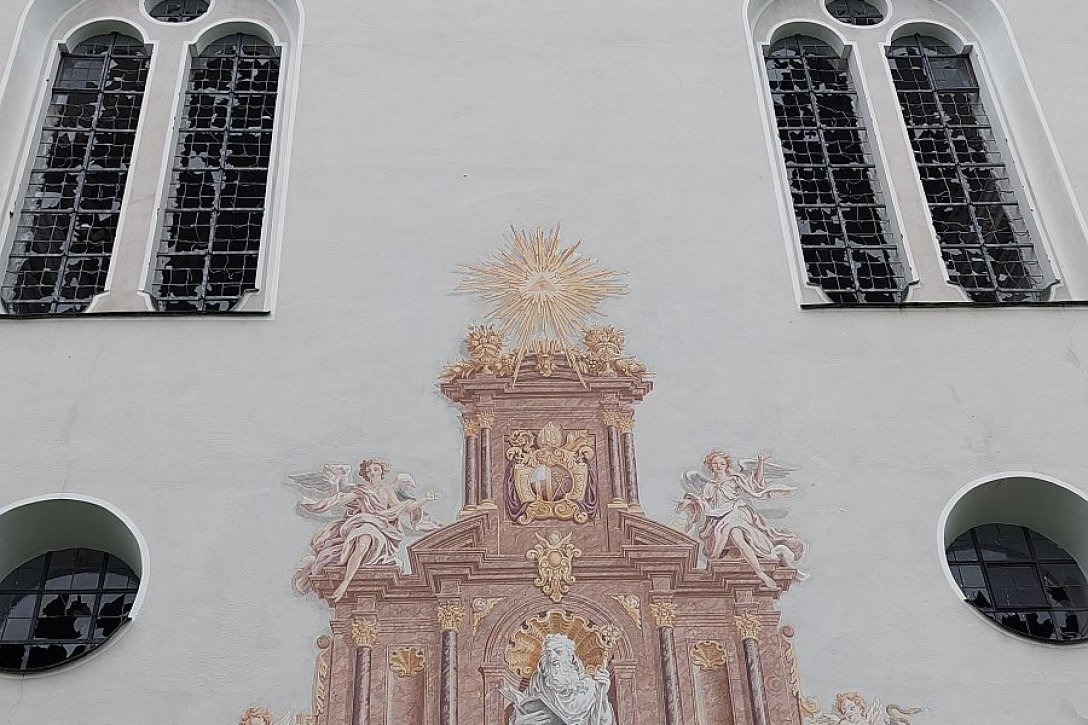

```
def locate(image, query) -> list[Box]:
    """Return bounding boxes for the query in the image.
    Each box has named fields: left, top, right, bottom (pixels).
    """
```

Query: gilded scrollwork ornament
left=506, top=421, right=597, bottom=524
left=471, top=597, right=504, bottom=633
left=610, top=594, right=643, bottom=630
left=527, top=532, right=582, bottom=603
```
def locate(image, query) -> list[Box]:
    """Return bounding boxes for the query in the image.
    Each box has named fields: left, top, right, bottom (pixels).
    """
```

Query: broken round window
left=0, top=548, right=140, bottom=672
left=148, top=0, right=210, bottom=23
left=946, top=524, right=1088, bottom=643
left=825, top=0, right=885, bottom=26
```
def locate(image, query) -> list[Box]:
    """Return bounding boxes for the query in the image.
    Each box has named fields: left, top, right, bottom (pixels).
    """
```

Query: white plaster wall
left=0, top=0, right=1086, bottom=723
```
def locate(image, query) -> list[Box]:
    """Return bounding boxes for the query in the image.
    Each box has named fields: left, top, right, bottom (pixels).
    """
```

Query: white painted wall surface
left=0, top=0, right=1086, bottom=722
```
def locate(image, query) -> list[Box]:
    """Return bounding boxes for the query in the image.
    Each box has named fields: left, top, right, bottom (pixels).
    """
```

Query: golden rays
left=458, top=228, right=626, bottom=382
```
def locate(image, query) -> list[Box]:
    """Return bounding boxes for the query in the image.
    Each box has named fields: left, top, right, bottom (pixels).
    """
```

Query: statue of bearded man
left=502, top=634, right=615, bottom=725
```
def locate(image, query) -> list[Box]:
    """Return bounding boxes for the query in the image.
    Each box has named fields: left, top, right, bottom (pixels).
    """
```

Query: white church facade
left=0, top=1, right=1087, bottom=723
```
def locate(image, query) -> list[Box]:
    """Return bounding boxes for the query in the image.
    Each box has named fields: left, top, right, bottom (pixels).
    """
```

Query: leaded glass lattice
left=888, top=35, right=1049, bottom=302
left=1, top=33, right=150, bottom=314
left=766, top=35, right=908, bottom=303
left=0, top=549, right=140, bottom=672
left=149, top=0, right=210, bottom=23
left=826, top=0, right=884, bottom=26
left=151, top=33, right=280, bottom=312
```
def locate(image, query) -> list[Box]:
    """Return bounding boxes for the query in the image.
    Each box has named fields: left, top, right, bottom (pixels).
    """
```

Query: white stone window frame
left=746, top=0, right=1088, bottom=306
left=0, top=493, right=151, bottom=677
left=938, top=472, right=1088, bottom=648
left=0, top=0, right=303, bottom=316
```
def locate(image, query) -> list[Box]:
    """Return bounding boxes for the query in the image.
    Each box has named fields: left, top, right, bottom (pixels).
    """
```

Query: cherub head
left=359, top=458, right=390, bottom=484
left=836, top=692, right=869, bottom=720
left=238, top=707, right=274, bottom=725
left=703, top=449, right=734, bottom=476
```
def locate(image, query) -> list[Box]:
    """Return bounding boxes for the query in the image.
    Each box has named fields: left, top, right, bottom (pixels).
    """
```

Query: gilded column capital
left=601, top=410, right=622, bottom=428
left=648, top=601, right=678, bottom=629
left=734, top=612, right=763, bottom=641
left=615, top=412, right=636, bottom=435
left=350, top=619, right=378, bottom=648
left=437, top=602, right=466, bottom=631
left=475, top=412, right=495, bottom=430
left=462, top=416, right=482, bottom=437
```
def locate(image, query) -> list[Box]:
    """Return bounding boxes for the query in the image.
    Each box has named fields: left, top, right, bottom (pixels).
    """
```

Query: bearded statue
left=501, top=633, right=615, bottom=725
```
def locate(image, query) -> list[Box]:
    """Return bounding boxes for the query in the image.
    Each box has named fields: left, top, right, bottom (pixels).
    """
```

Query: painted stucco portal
left=244, top=233, right=922, bottom=725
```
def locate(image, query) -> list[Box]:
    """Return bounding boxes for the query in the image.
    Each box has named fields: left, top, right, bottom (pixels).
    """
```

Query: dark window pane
left=766, top=35, right=907, bottom=304
left=0, top=548, right=139, bottom=673
left=151, top=33, right=279, bottom=312
left=2, top=34, right=149, bottom=314
left=886, top=36, right=1048, bottom=302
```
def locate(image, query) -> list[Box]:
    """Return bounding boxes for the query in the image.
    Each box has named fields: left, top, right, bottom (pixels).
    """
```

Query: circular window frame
left=142, top=0, right=215, bottom=25
left=821, top=0, right=891, bottom=29
left=0, top=494, right=150, bottom=677
left=938, top=473, right=1088, bottom=647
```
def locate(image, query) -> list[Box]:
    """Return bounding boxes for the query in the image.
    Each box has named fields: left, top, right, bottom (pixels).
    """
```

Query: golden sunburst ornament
left=458, top=228, right=626, bottom=381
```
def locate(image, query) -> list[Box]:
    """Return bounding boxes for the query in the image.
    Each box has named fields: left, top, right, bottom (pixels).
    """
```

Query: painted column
left=602, top=411, right=627, bottom=506
left=477, top=412, right=496, bottom=509
left=649, top=602, right=683, bottom=725
left=735, top=613, right=770, bottom=725
left=437, top=602, right=465, bottom=725
left=462, top=416, right=481, bottom=514
left=350, top=621, right=377, bottom=725
left=617, top=413, right=643, bottom=512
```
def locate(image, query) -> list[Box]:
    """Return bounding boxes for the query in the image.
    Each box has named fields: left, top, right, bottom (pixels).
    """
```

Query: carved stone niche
left=441, top=352, right=653, bottom=557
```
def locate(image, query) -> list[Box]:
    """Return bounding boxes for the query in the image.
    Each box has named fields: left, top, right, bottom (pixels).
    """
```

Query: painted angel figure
left=676, top=449, right=806, bottom=590
left=291, top=459, right=443, bottom=601
left=808, top=692, right=923, bottom=725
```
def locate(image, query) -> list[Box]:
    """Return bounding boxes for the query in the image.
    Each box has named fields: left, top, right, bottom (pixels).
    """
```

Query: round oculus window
left=0, top=548, right=139, bottom=672
left=946, top=524, right=1088, bottom=643
left=825, top=0, right=885, bottom=26
left=148, top=0, right=210, bottom=23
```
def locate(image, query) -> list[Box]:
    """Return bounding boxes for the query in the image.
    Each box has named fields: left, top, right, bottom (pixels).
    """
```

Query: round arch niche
left=0, top=495, right=149, bottom=674
left=939, top=474, right=1088, bottom=644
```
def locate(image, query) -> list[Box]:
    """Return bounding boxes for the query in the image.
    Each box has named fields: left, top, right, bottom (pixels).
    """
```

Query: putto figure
left=501, top=633, right=615, bottom=725
left=291, top=459, right=442, bottom=601
left=676, top=449, right=805, bottom=590
left=808, top=691, right=923, bottom=725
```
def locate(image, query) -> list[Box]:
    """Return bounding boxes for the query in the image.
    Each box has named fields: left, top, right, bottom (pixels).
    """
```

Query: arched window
left=887, top=35, right=1049, bottom=302
left=0, top=548, right=140, bottom=672
left=0, top=33, right=150, bottom=314
left=150, top=33, right=281, bottom=312
left=765, top=35, right=908, bottom=303
left=947, top=524, right=1087, bottom=642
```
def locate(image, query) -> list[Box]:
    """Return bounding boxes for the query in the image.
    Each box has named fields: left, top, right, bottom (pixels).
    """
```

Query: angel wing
left=393, top=472, right=417, bottom=501
left=805, top=714, right=843, bottom=725
left=680, top=470, right=712, bottom=496
left=738, top=458, right=797, bottom=480
left=288, top=464, right=353, bottom=494
left=884, top=704, right=923, bottom=725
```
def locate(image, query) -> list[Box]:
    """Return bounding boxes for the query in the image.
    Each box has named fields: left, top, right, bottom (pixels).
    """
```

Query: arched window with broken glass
left=765, top=34, right=909, bottom=304
left=887, top=34, right=1051, bottom=302
left=150, top=33, right=280, bottom=312
left=1, top=33, right=150, bottom=314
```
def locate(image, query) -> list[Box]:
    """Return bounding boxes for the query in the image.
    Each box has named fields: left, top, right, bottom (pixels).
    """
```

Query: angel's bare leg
left=334, top=534, right=374, bottom=601
left=729, top=529, right=779, bottom=591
